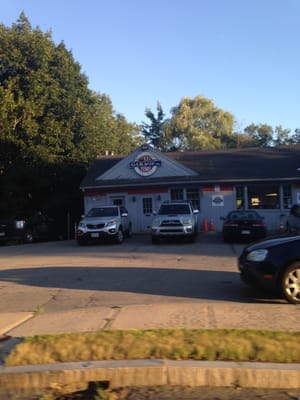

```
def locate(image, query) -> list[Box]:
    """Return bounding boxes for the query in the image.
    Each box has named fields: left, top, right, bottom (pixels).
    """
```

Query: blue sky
left=1, top=0, right=300, bottom=132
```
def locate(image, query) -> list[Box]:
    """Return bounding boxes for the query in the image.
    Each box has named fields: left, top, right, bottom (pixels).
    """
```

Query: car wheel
left=223, top=235, right=230, bottom=243
left=23, top=230, right=33, bottom=243
left=281, top=262, right=300, bottom=304
left=188, top=234, right=195, bottom=243
left=115, top=228, right=123, bottom=244
left=151, top=236, right=160, bottom=244
left=77, top=238, right=87, bottom=246
left=126, top=223, right=132, bottom=238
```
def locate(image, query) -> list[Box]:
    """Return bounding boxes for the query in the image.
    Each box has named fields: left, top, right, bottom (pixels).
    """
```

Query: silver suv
left=151, top=201, right=199, bottom=243
left=77, top=206, right=132, bottom=245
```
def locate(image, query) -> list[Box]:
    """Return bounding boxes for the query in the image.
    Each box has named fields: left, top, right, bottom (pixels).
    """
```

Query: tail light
left=253, top=221, right=265, bottom=227
left=225, top=220, right=238, bottom=227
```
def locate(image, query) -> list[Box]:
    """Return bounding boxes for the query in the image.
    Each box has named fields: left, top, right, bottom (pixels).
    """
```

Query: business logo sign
left=212, top=195, right=224, bottom=206
left=130, top=152, right=161, bottom=176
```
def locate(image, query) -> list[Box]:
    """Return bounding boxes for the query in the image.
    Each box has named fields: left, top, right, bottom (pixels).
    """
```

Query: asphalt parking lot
left=0, top=232, right=298, bottom=337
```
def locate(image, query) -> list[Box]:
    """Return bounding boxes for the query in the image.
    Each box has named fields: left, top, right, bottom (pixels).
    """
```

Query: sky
left=1, top=0, right=300, bottom=132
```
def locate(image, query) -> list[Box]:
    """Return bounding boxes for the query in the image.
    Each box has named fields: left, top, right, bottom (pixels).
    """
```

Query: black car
left=0, top=212, right=55, bottom=245
left=221, top=210, right=267, bottom=243
left=238, top=234, right=300, bottom=304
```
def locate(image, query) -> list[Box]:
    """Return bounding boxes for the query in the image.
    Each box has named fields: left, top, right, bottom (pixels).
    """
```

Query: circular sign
left=130, top=152, right=161, bottom=176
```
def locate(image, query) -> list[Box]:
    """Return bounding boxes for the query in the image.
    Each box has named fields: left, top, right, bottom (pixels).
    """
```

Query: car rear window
left=228, top=211, right=259, bottom=220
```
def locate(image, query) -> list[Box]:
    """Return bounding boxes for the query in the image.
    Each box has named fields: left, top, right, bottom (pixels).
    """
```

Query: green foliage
left=141, top=97, right=300, bottom=151
left=166, top=96, right=235, bottom=151
left=0, top=13, right=140, bottom=220
left=0, top=13, right=140, bottom=170
left=142, top=102, right=168, bottom=150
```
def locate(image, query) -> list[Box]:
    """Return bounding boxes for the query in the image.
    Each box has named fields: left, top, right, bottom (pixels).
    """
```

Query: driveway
left=0, top=232, right=298, bottom=337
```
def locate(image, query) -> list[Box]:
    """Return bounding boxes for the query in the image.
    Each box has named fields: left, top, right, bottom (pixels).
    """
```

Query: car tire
left=126, top=223, right=132, bottom=238
left=77, top=238, right=87, bottom=246
left=115, top=228, right=123, bottom=244
left=223, top=235, right=230, bottom=243
left=188, top=234, right=195, bottom=243
left=23, top=230, right=33, bottom=244
left=281, top=262, right=300, bottom=304
left=151, top=236, right=160, bottom=244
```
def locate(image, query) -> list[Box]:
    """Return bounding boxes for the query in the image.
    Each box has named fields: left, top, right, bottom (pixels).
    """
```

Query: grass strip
left=5, top=329, right=300, bottom=366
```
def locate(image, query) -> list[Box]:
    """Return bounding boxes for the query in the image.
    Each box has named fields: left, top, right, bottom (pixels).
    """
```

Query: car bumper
left=223, top=227, right=266, bottom=242
left=77, top=229, right=117, bottom=240
left=151, top=226, right=194, bottom=236
left=238, top=258, right=278, bottom=289
left=0, top=231, right=24, bottom=242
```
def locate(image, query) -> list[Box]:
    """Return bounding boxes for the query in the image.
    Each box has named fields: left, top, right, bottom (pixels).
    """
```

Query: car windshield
left=158, top=204, right=190, bottom=215
left=227, top=211, right=260, bottom=220
left=86, top=207, right=118, bottom=217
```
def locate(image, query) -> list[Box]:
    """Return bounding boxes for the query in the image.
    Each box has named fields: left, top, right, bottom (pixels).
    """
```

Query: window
left=236, top=186, right=245, bottom=209
left=248, top=184, right=279, bottom=209
left=170, top=188, right=200, bottom=209
left=186, top=188, right=200, bottom=209
left=112, top=197, right=124, bottom=206
left=143, top=197, right=153, bottom=214
left=170, top=188, right=184, bottom=200
left=283, top=184, right=292, bottom=209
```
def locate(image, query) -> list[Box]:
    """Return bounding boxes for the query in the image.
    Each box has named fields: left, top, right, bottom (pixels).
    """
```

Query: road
left=0, top=233, right=290, bottom=317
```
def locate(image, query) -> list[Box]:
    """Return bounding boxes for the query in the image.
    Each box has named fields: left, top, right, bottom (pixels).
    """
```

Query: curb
left=1, top=360, right=300, bottom=397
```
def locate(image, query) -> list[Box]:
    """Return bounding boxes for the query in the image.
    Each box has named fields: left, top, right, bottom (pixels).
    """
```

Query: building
left=80, top=144, right=300, bottom=234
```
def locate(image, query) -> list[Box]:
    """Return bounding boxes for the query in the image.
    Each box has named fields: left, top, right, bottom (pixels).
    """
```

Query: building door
left=139, top=196, right=154, bottom=233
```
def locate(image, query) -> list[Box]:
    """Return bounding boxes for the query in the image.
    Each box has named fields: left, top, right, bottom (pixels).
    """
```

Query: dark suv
left=151, top=200, right=199, bottom=243
left=0, top=212, right=55, bottom=245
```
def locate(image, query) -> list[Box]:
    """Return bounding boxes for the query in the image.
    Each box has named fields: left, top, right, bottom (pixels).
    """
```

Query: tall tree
left=0, top=13, right=139, bottom=174
left=0, top=13, right=140, bottom=220
left=141, top=102, right=167, bottom=149
left=273, top=126, right=291, bottom=146
left=165, top=96, right=235, bottom=151
left=243, top=124, right=273, bottom=147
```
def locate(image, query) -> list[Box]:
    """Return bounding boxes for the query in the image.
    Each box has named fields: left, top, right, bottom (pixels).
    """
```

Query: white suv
left=77, top=206, right=132, bottom=245
left=151, top=201, right=199, bottom=243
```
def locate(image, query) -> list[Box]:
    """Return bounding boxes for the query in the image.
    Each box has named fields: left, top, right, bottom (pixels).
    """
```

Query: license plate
left=241, top=230, right=250, bottom=235
left=0, top=232, right=5, bottom=236
left=91, top=233, right=99, bottom=238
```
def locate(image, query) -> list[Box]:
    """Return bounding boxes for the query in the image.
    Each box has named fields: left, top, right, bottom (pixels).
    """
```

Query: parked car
left=0, top=212, right=55, bottom=245
left=220, top=210, right=267, bottom=243
left=238, top=234, right=300, bottom=304
left=76, top=205, right=132, bottom=245
left=287, top=204, right=300, bottom=234
left=151, top=200, right=199, bottom=243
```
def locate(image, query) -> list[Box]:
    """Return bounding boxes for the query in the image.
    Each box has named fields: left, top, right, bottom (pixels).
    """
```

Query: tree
left=0, top=13, right=139, bottom=173
left=273, top=126, right=292, bottom=146
left=141, top=102, right=167, bottom=149
left=165, top=96, right=235, bottom=151
left=292, top=129, right=300, bottom=144
left=243, top=124, right=273, bottom=147
left=0, top=13, right=140, bottom=221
